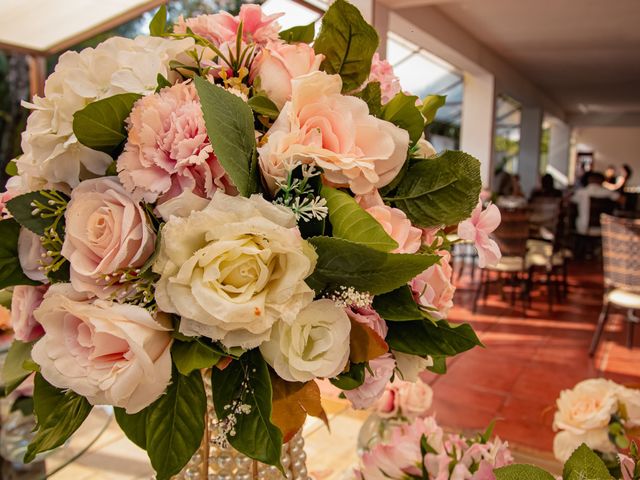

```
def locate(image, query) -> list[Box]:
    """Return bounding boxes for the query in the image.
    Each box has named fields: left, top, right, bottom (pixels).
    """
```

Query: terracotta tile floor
left=420, top=260, right=640, bottom=454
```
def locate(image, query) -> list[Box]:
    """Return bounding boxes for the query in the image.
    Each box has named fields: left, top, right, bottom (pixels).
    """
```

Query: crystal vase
left=175, top=373, right=309, bottom=480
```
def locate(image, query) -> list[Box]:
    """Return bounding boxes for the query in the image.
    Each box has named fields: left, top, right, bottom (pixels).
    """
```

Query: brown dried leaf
left=349, top=318, right=388, bottom=364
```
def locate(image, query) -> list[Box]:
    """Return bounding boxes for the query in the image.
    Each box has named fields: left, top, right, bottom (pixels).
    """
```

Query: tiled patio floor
left=422, top=261, right=640, bottom=454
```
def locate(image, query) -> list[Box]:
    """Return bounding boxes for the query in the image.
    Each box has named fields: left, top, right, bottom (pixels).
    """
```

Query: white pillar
left=546, top=118, right=571, bottom=187
left=518, top=106, right=543, bottom=197
left=460, top=71, right=495, bottom=188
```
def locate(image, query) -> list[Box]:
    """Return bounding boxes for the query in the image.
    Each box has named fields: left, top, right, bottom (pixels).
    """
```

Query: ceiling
left=380, top=0, right=640, bottom=118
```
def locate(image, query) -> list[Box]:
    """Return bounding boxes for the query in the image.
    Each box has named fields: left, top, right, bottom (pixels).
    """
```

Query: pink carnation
left=118, top=82, right=235, bottom=204
left=368, top=53, right=401, bottom=104
left=346, top=305, right=388, bottom=339
left=344, top=353, right=395, bottom=409
left=410, top=250, right=455, bottom=320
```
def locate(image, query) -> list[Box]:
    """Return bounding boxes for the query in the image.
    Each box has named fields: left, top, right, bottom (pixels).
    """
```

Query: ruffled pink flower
left=11, top=285, right=47, bottom=342
left=619, top=454, right=636, bottom=480
left=346, top=305, right=388, bottom=339
left=368, top=53, right=401, bottom=104
left=344, top=354, right=395, bottom=409
left=357, top=191, right=422, bottom=254
left=118, top=82, right=235, bottom=204
left=410, top=250, right=455, bottom=319
left=457, top=200, right=501, bottom=267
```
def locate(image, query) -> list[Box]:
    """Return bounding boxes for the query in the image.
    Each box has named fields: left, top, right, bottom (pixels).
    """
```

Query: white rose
left=415, top=137, right=436, bottom=158
left=155, top=189, right=210, bottom=221
left=154, top=191, right=316, bottom=349
left=260, top=299, right=351, bottom=382
left=393, top=351, right=433, bottom=382
left=18, top=227, right=48, bottom=282
left=397, top=378, right=433, bottom=418
left=553, top=429, right=616, bottom=463
left=616, top=386, right=640, bottom=427
left=553, top=378, right=619, bottom=434
left=31, top=284, right=172, bottom=413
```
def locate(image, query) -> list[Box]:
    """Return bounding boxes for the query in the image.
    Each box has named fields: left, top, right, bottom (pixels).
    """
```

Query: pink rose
left=367, top=53, right=401, bottom=104
left=375, top=385, right=400, bottom=418
left=31, top=284, right=172, bottom=413
left=397, top=378, right=433, bottom=418
left=251, top=41, right=324, bottom=109
left=458, top=200, right=501, bottom=268
left=410, top=250, right=455, bottom=319
left=346, top=305, right=388, bottom=339
left=18, top=228, right=48, bottom=283
left=344, top=353, right=395, bottom=409
left=61, top=177, right=155, bottom=299
left=10, top=285, right=46, bottom=342
left=118, top=82, right=235, bottom=204
left=258, top=71, right=409, bottom=195
left=356, top=191, right=422, bottom=254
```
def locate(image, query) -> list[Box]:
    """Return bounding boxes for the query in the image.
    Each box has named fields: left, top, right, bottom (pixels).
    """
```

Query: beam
left=568, top=112, right=640, bottom=127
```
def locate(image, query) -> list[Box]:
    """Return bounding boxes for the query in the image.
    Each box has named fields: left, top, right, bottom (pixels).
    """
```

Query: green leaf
left=494, top=464, right=556, bottom=480
left=114, top=407, right=148, bottom=450
left=6, top=190, right=67, bottom=235
left=306, top=236, right=438, bottom=295
left=421, top=95, right=446, bottom=125
left=0, top=219, right=40, bottom=289
left=381, top=92, right=425, bottom=144
left=314, top=0, right=379, bottom=92
left=386, top=319, right=482, bottom=357
left=354, top=82, right=382, bottom=117
left=25, top=374, right=92, bottom=462
left=149, top=5, right=167, bottom=37
left=212, top=350, right=283, bottom=470
left=73, top=93, right=142, bottom=155
left=194, top=76, right=258, bottom=197
left=0, top=289, right=11, bottom=309
left=427, top=355, right=447, bottom=374
left=563, top=443, right=614, bottom=480
left=5, top=160, right=17, bottom=176
left=248, top=94, right=280, bottom=120
left=3, top=340, right=34, bottom=395
left=156, top=73, right=171, bottom=92
left=321, top=186, right=397, bottom=252
left=145, top=368, right=206, bottom=480
left=329, top=363, right=366, bottom=390
left=279, top=21, right=315, bottom=43
left=373, top=285, right=423, bottom=321
left=171, top=339, right=223, bottom=376
left=386, top=151, right=482, bottom=227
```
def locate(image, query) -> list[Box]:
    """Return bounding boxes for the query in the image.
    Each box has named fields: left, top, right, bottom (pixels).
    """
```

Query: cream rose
left=616, top=386, right=640, bottom=427
left=154, top=191, right=316, bottom=349
left=553, top=429, right=615, bottom=463
left=258, top=71, right=410, bottom=195
left=61, top=177, right=156, bottom=299
left=553, top=378, right=619, bottom=434
left=18, top=227, right=48, bottom=283
left=397, top=378, right=433, bottom=418
left=251, top=41, right=324, bottom=109
left=31, top=284, right=172, bottom=413
left=260, top=299, right=351, bottom=382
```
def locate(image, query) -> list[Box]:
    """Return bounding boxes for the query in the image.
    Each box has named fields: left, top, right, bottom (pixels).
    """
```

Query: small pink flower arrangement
left=375, top=378, right=434, bottom=420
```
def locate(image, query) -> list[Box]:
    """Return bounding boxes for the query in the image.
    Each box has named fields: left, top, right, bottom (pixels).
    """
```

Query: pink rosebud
left=11, top=285, right=47, bottom=342
left=410, top=250, right=455, bottom=320
left=457, top=200, right=502, bottom=267
left=18, top=228, right=48, bottom=283
left=344, top=354, right=395, bottom=409
left=346, top=305, right=388, bottom=339
left=375, top=384, right=400, bottom=418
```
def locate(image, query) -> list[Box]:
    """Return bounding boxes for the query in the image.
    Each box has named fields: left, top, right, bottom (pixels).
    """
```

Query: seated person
left=571, top=171, right=620, bottom=235
left=530, top=173, right=562, bottom=201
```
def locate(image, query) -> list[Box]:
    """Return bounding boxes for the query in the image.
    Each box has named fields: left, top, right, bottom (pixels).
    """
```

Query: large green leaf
left=380, top=92, right=424, bottom=144
left=354, top=82, right=382, bottom=117
left=494, top=464, right=556, bottom=480
left=421, top=95, right=447, bottom=125
left=386, top=319, right=481, bottom=357
left=372, top=285, right=424, bottom=321
left=212, top=350, right=283, bottom=470
left=563, top=443, right=613, bottom=480
left=145, top=368, right=206, bottom=480
left=329, top=363, right=366, bottom=390
left=114, top=407, right=147, bottom=450
left=0, top=219, right=40, bottom=289
left=194, top=76, right=258, bottom=197
left=149, top=5, right=167, bottom=37
left=321, top=186, right=397, bottom=252
left=73, top=93, right=142, bottom=154
left=314, top=0, right=379, bottom=92
left=3, top=340, right=35, bottom=396
left=306, top=236, right=438, bottom=295
left=25, top=374, right=92, bottom=462
left=386, top=151, right=481, bottom=227
left=279, top=21, right=315, bottom=43
left=6, top=190, right=67, bottom=236
left=248, top=95, right=280, bottom=120
left=171, top=339, right=223, bottom=376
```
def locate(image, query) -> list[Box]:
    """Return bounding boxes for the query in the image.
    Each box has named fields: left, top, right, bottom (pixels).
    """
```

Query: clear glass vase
left=175, top=373, right=309, bottom=480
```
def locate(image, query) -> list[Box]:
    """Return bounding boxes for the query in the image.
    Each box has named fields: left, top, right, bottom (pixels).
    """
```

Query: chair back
left=601, top=214, right=640, bottom=291
left=588, top=197, right=616, bottom=228
left=529, top=197, right=561, bottom=238
left=493, top=207, right=529, bottom=257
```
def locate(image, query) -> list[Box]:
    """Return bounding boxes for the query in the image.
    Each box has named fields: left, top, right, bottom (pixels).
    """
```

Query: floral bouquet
left=0, top=1, right=494, bottom=478
left=553, top=378, right=640, bottom=463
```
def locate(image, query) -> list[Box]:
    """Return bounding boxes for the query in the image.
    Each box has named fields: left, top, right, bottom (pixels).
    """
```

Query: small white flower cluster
left=274, top=164, right=328, bottom=222
left=328, top=286, right=373, bottom=309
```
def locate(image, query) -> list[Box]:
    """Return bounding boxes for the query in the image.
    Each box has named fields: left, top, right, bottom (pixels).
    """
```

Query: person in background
left=572, top=171, right=620, bottom=235
left=604, top=164, right=632, bottom=193
left=511, top=174, right=525, bottom=198
left=530, top=173, right=562, bottom=201
left=604, top=165, right=617, bottom=184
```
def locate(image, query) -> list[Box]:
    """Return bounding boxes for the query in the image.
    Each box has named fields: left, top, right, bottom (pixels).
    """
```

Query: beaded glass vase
left=174, top=373, right=309, bottom=480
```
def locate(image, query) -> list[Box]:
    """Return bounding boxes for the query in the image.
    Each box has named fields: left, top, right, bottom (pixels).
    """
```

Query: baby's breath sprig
left=327, top=286, right=373, bottom=309
left=274, top=164, right=328, bottom=222
left=105, top=268, right=159, bottom=312
left=214, top=363, right=254, bottom=447
left=30, top=191, right=68, bottom=276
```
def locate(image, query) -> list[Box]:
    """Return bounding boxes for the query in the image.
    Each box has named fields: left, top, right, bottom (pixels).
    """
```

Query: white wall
left=574, top=127, right=640, bottom=186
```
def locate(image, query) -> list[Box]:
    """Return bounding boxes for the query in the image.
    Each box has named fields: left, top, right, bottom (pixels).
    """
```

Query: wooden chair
left=589, top=214, right=640, bottom=355
left=473, top=207, right=530, bottom=315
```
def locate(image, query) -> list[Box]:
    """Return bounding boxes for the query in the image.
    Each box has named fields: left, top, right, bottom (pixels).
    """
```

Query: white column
left=518, top=106, right=543, bottom=196
left=460, top=71, right=496, bottom=188
left=546, top=118, right=571, bottom=187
